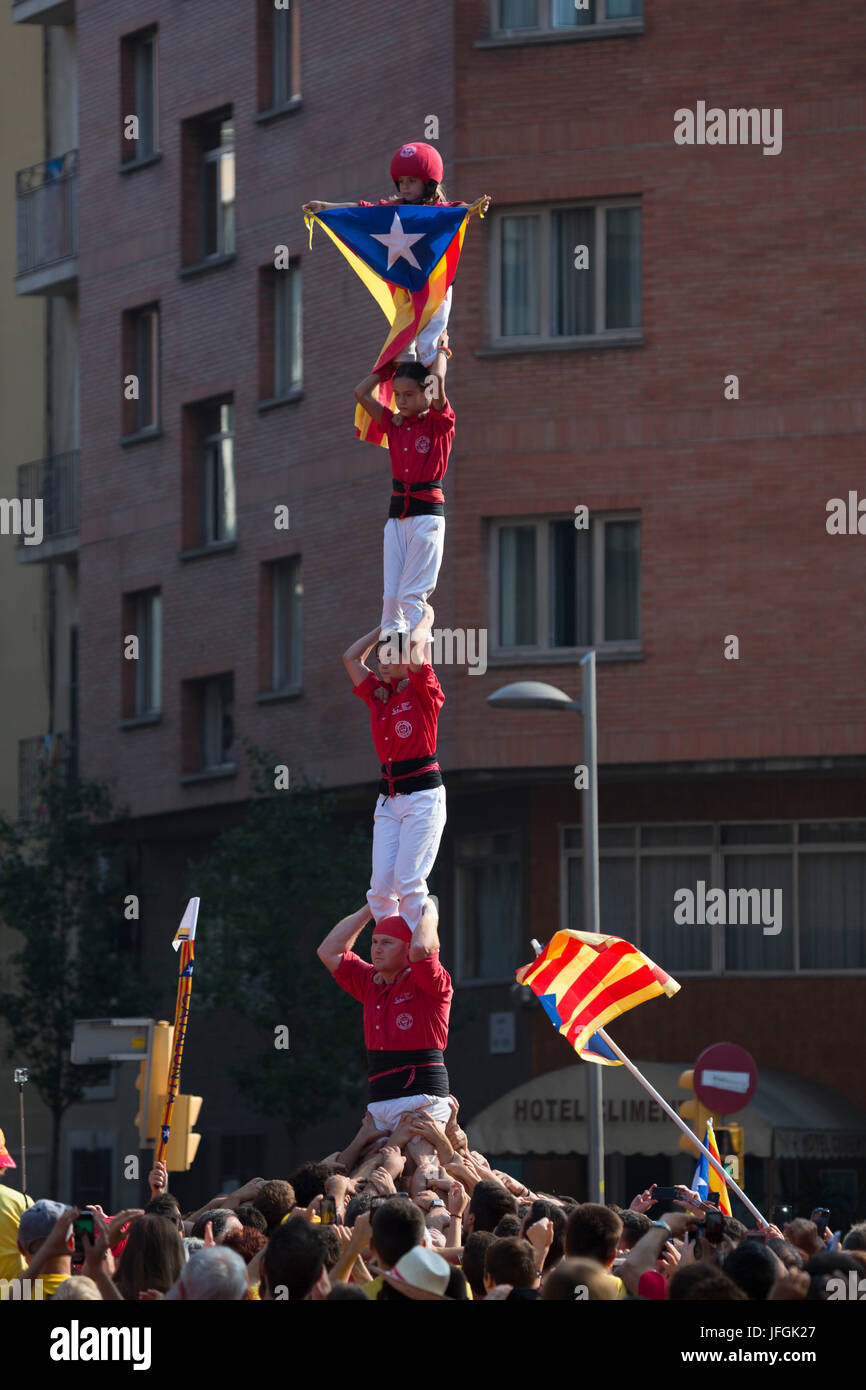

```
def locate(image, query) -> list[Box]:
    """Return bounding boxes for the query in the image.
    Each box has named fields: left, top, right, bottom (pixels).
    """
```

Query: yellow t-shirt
left=0, top=1186, right=29, bottom=1284
left=1, top=1271, right=69, bottom=1300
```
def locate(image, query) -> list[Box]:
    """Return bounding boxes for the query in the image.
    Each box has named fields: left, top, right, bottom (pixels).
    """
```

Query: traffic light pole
left=595, top=1026, right=767, bottom=1224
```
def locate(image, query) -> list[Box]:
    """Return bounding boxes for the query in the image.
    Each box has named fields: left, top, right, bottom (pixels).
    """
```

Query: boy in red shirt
left=343, top=603, right=445, bottom=938
left=354, top=345, right=453, bottom=642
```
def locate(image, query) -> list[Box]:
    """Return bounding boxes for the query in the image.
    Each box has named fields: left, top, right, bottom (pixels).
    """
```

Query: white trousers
left=398, top=286, right=452, bottom=367
left=368, top=1093, right=451, bottom=1133
left=367, top=785, right=447, bottom=931
left=381, top=515, right=445, bottom=635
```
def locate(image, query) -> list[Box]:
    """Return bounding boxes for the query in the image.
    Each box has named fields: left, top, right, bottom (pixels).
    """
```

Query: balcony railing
left=18, top=733, right=71, bottom=823
left=17, top=450, right=80, bottom=549
left=12, top=0, right=75, bottom=26
left=16, top=150, right=78, bottom=290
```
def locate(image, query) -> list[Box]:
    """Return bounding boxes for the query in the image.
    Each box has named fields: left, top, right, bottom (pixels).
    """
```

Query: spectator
left=190, top=1209, right=243, bottom=1244
left=254, top=1180, right=296, bottom=1233
left=288, top=1162, right=332, bottom=1209
left=115, top=1213, right=184, bottom=1301
left=784, top=1218, right=823, bottom=1260
left=668, top=1265, right=748, bottom=1300
left=723, top=1240, right=779, bottom=1300
left=344, top=1191, right=375, bottom=1227
left=541, top=1258, right=618, bottom=1301
left=234, top=1204, right=268, bottom=1233
left=465, top=1180, right=517, bottom=1234
left=484, top=1237, right=540, bottom=1298
left=617, top=1210, right=652, bottom=1253
left=565, top=1204, right=624, bottom=1297
left=224, top=1226, right=268, bottom=1265
left=51, top=1275, right=102, bottom=1301
left=842, top=1223, right=866, bottom=1252
left=804, top=1250, right=865, bottom=1300
left=326, top=1283, right=369, bottom=1301
left=493, top=1214, right=522, bottom=1238
left=380, top=1246, right=452, bottom=1301
left=260, top=1215, right=330, bottom=1301
left=167, top=1246, right=248, bottom=1301
left=317, top=1224, right=344, bottom=1273
left=144, top=1193, right=184, bottom=1233
left=767, top=1237, right=804, bottom=1270
left=14, top=1200, right=73, bottom=1299
left=462, top=1231, right=495, bottom=1301
left=0, top=1131, right=29, bottom=1283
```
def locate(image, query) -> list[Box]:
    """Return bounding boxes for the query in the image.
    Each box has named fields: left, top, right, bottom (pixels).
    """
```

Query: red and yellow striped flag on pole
left=156, top=898, right=199, bottom=1164
left=516, top=930, right=680, bottom=1063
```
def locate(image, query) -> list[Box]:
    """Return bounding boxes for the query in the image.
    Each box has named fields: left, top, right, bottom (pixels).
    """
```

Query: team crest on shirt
left=394, top=720, right=413, bottom=738
left=396, top=1012, right=414, bottom=1030
left=415, top=437, right=431, bottom=454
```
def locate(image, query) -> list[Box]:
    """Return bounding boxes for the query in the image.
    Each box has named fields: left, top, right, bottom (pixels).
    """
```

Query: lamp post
left=487, top=651, right=604, bottom=1203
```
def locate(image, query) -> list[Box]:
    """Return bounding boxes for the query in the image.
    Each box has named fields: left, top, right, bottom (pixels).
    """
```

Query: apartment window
left=201, top=400, right=236, bottom=546
left=257, top=0, right=301, bottom=112
left=494, top=0, right=642, bottom=33
left=259, top=261, right=303, bottom=402
left=181, top=110, right=235, bottom=265
left=562, top=821, right=866, bottom=976
left=272, top=558, right=303, bottom=692
left=455, top=832, right=522, bottom=983
left=120, top=27, right=158, bottom=163
left=493, top=202, right=641, bottom=344
left=121, top=589, right=161, bottom=719
left=182, top=674, right=236, bottom=775
left=122, top=304, right=160, bottom=435
left=492, top=514, right=640, bottom=654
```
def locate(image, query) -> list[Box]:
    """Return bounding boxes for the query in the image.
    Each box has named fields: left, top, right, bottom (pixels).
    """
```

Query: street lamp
left=487, top=652, right=604, bottom=1204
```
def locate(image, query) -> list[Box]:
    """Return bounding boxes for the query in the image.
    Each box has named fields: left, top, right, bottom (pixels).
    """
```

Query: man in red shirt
left=354, top=344, right=454, bottom=641
left=317, top=898, right=453, bottom=1132
left=343, top=602, right=446, bottom=937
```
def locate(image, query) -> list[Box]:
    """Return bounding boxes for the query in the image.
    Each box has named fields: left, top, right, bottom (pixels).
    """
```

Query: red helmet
left=390, top=141, right=444, bottom=188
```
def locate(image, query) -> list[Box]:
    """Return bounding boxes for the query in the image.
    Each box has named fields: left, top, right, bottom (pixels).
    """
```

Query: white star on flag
left=370, top=212, right=425, bottom=270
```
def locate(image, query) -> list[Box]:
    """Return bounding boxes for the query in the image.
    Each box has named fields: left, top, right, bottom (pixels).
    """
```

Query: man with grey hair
left=166, top=1246, right=248, bottom=1301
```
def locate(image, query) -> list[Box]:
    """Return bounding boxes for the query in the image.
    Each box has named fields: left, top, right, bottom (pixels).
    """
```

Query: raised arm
left=425, top=331, right=449, bottom=411
left=354, top=371, right=386, bottom=426
left=408, top=603, right=434, bottom=672
left=343, top=625, right=383, bottom=686
left=317, top=903, right=373, bottom=974
left=302, top=200, right=359, bottom=213
left=409, top=896, right=440, bottom=963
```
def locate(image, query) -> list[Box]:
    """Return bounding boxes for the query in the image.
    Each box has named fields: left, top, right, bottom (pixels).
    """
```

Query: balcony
left=15, top=151, right=78, bottom=295
left=18, top=733, right=72, bottom=823
left=16, top=450, right=79, bottom=562
left=12, top=0, right=75, bottom=24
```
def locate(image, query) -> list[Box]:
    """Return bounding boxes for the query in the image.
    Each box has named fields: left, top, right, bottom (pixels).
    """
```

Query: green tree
left=193, top=750, right=373, bottom=1141
left=0, top=771, right=153, bottom=1195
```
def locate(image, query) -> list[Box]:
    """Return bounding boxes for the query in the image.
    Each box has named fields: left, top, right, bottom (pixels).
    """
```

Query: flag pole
left=156, top=899, right=199, bottom=1166
left=594, top=1026, right=767, bottom=1226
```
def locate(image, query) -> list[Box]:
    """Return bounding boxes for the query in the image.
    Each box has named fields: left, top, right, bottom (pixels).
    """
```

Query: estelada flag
left=692, top=1119, right=733, bottom=1215
left=305, top=204, right=471, bottom=447
left=516, top=930, right=680, bottom=1065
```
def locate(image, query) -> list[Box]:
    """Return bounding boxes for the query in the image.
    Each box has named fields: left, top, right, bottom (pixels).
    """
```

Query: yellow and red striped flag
left=516, top=930, right=680, bottom=1065
left=305, top=204, right=472, bottom=447
left=692, top=1119, right=733, bottom=1215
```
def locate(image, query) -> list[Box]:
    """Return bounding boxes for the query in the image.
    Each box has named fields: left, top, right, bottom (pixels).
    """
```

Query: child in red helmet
left=303, top=142, right=490, bottom=373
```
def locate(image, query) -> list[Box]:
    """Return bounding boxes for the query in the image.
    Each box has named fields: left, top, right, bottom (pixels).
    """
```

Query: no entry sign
left=694, top=1042, right=757, bottom=1113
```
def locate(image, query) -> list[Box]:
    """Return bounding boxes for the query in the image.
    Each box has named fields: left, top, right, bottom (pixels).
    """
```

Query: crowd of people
left=2, top=1106, right=864, bottom=1302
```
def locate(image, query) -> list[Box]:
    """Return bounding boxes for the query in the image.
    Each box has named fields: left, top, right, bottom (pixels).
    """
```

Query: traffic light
left=678, top=1068, right=718, bottom=1156
left=163, top=1094, right=203, bottom=1172
left=134, top=1021, right=173, bottom=1148
left=715, top=1124, right=744, bottom=1183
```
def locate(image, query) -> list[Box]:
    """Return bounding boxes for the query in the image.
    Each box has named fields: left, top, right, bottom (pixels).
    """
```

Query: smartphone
left=701, top=1207, right=725, bottom=1244
left=812, top=1209, right=830, bottom=1236
left=73, top=1212, right=94, bottom=1252
left=651, top=1187, right=680, bottom=1203
left=320, top=1195, right=337, bottom=1226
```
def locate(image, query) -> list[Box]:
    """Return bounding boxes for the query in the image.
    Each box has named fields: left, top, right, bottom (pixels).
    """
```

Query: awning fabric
left=465, top=1062, right=866, bottom=1160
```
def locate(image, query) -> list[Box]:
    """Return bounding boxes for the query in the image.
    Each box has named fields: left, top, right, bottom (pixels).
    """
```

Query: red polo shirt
left=382, top=402, right=455, bottom=517
left=353, top=663, right=443, bottom=767
left=333, top=950, right=453, bottom=1051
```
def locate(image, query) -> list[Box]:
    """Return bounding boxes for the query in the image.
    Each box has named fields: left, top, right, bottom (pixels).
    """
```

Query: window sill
left=476, top=21, right=644, bottom=49
left=487, top=646, right=643, bottom=667
left=118, top=151, right=163, bottom=175
left=179, top=540, right=237, bottom=563
left=119, top=425, right=163, bottom=448
left=257, top=686, right=303, bottom=704
left=118, top=712, right=162, bottom=730
left=256, top=389, right=303, bottom=414
left=180, top=763, right=237, bottom=786
left=254, top=97, right=303, bottom=126
left=477, top=332, right=643, bottom=358
left=178, top=252, right=237, bottom=280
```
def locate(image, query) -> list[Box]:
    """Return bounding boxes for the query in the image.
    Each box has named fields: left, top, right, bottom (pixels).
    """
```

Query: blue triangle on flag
left=583, top=1031, right=619, bottom=1062
left=537, top=992, right=563, bottom=1029
left=318, top=205, right=466, bottom=293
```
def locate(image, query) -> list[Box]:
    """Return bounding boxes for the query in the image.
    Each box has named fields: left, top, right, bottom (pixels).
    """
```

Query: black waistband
left=388, top=497, right=445, bottom=519
left=366, top=1048, right=449, bottom=1102
left=378, top=755, right=442, bottom=798
left=391, top=478, right=445, bottom=494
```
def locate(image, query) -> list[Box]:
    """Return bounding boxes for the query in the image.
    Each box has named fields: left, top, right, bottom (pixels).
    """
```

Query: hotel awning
left=466, top=1062, right=866, bottom=1160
